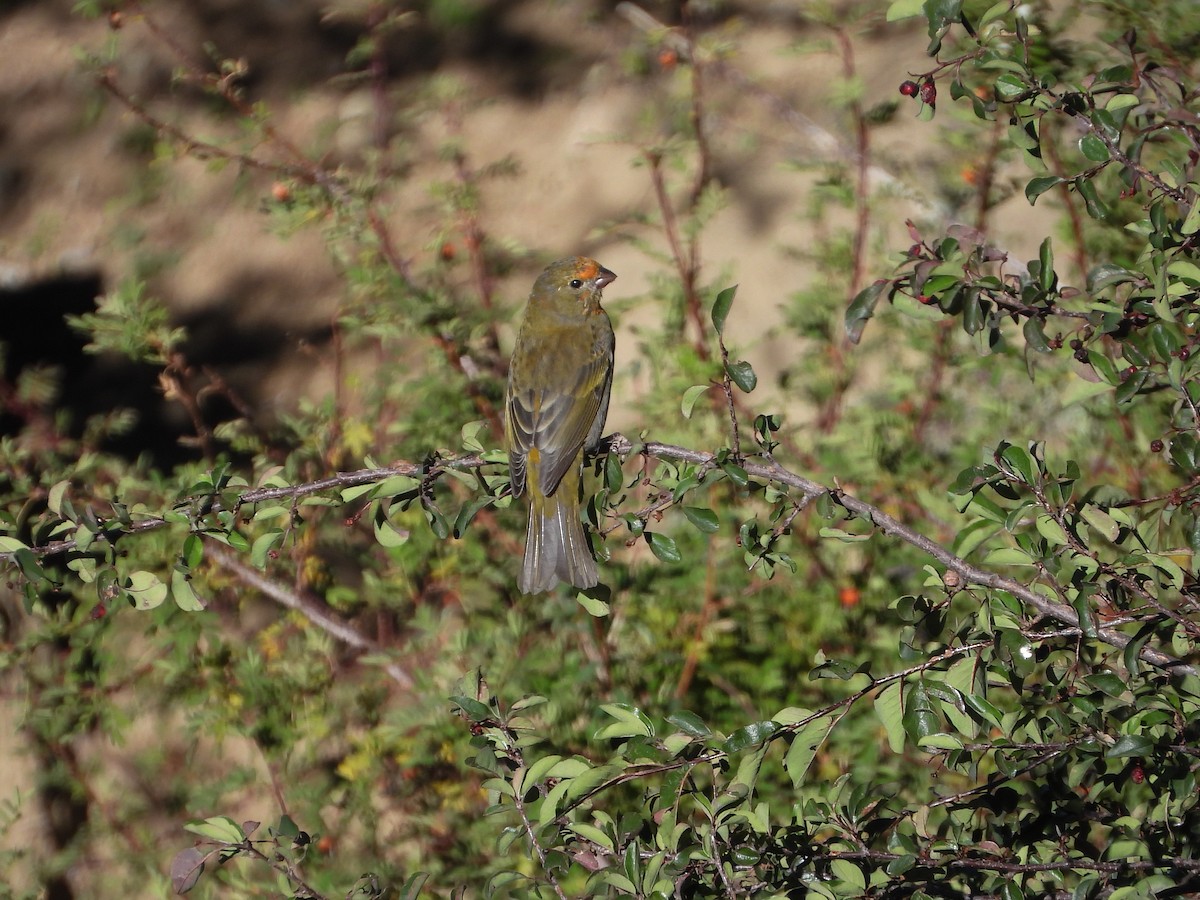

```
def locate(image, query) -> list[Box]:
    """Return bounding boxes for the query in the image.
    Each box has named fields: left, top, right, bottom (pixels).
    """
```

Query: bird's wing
left=507, top=338, right=611, bottom=498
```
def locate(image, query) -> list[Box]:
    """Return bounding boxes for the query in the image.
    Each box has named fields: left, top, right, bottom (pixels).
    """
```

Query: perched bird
left=505, top=257, right=617, bottom=594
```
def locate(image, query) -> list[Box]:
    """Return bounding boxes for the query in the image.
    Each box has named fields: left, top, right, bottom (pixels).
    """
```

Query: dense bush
left=2, top=0, right=1200, bottom=897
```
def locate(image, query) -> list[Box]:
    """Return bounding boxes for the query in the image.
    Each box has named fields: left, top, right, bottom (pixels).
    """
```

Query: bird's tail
left=520, top=478, right=598, bottom=595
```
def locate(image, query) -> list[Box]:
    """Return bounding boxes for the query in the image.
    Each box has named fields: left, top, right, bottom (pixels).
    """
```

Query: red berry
left=920, top=81, right=937, bottom=106
left=1179, top=347, right=1191, bottom=360
left=1150, top=439, right=1164, bottom=453
left=899, top=80, right=919, bottom=98
left=1130, top=765, right=1145, bottom=785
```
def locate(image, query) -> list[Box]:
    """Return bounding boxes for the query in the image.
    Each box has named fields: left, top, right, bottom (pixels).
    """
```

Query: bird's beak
left=595, top=266, right=617, bottom=290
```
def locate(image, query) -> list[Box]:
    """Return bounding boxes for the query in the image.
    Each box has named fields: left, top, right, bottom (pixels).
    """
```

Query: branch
left=9, top=438, right=1196, bottom=676
left=612, top=437, right=1199, bottom=678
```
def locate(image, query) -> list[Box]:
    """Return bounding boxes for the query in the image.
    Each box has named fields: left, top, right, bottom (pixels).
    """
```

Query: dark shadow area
left=0, top=272, right=331, bottom=467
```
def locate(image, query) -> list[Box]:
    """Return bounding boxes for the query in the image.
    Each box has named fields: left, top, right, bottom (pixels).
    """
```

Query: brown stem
left=832, top=26, right=870, bottom=305
left=645, top=151, right=709, bottom=359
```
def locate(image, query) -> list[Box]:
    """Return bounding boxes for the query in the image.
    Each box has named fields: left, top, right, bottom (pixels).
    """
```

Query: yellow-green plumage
left=505, top=257, right=616, bottom=594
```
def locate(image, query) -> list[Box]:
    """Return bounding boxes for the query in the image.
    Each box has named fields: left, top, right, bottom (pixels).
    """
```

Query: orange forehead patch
left=575, top=260, right=600, bottom=281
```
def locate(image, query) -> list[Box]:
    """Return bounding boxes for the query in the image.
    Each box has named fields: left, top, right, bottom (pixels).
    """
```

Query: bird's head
left=532, top=256, right=617, bottom=314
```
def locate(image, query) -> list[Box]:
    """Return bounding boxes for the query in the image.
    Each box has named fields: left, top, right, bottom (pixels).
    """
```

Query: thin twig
left=512, top=777, right=570, bottom=900
left=645, top=150, right=709, bottom=361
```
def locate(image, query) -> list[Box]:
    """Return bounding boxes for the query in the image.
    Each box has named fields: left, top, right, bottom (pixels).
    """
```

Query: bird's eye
left=569, top=278, right=583, bottom=289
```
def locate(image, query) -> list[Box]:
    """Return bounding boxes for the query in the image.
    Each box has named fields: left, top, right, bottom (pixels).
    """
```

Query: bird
left=505, top=256, right=617, bottom=594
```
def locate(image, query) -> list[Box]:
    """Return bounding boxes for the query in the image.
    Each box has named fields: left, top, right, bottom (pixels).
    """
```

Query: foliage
left=3, top=0, right=1200, bottom=898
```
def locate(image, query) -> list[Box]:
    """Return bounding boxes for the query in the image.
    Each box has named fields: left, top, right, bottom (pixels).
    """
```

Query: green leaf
left=374, top=513, right=409, bottom=548
left=723, top=720, right=777, bottom=753
left=423, top=503, right=449, bottom=540
left=569, top=822, right=615, bottom=852
left=711, top=285, right=738, bottom=336
left=1073, top=593, right=1098, bottom=640
left=398, top=872, right=430, bottom=900
left=450, top=696, right=493, bottom=722
left=1088, top=349, right=1120, bottom=386
left=667, top=710, right=712, bottom=738
left=845, top=279, right=888, bottom=344
left=995, top=72, right=1029, bottom=101
left=0, top=536, right=29, bottom=553
left=576, top=591, right=610, bottom=617
left=1183, top=191, right=1200, bottom=236
left=681, top=384, right=711, bottom=419
left=48, top=480, right=70, bottom=517
left=784, top=714, right=836, bottom=787
left=1079, top=133, right=1110, bottom=162
left=460, top=419, right=487, bottom=452
left=596, top=704, right=653, bottom=740
left=1035, top=514, right=1070, bottom=546
left=874, top=681, right=905, bottom=753
left=1087, top=263, right=1136, bottom=292
left=902, top=681, right=939, bottom=744
left=453, top=496, right=494, bottom=538
left=523, top=754, right=564, bottom=788
left=250, top=530, right=285, bottom=569
left=645, top=531, right=680, bottom=563
left=172, top=569, right=205, bottom=611
left=1038, top=237, right=1056, bottom=292
left=682, top=506, right=720, bottom=533
left=982, top=547, right=1034, bottom=566
left=1075, top=176, right=1109, bottom=219
left=1022, top=316, right=1052, bottom=353
left=830, top=858, right=867, bottom=891
left=181, top=533, right=204, bottom=569
left=67, top=556, right=97, bottom=584
left=923, top=0, right=962, bottom=35
left=1025, top=175, right=1064, bottom=205
left=1115, top=367, right=1148, bottom=405
left=1080, top=505, right=1120, bottom=543
left=1105, top=734, right=1153, bottom=758
left=185, top=816, right=246, bottom=844
left=126, top=570, right=168, bottom=610
left=720, top=461, right=748, bottom=487
left=726, top=359, right=757, bottom=393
